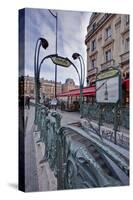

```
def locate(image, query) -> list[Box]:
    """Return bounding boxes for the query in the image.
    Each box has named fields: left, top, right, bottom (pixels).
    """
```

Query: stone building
left=24, top=76, right=78, bottom=100
left=24, top=75, right=62, bottom=99
left=40, top=78, right=62, bottom=99
left=24, top=75, right=34, bottom=97
left=62, top=78, right=79, bottom=93
left=85, top=13, right=129, bottom=86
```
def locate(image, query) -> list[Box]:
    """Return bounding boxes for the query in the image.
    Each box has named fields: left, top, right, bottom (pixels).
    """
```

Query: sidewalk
left=25, top=107, right=39, bottom=192
left=56, top=109, right=129, bottom=134
left=25, top=106, right=57, bottom=192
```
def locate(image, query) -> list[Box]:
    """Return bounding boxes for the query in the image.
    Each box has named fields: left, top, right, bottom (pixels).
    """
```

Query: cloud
left=23, top=8, right=91, bottom=85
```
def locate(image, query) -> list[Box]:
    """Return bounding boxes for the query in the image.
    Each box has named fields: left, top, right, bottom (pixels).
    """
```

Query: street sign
left=96, top=68, right=120, bottom=103
left=51, top=55, right=71, bottom=68
left=97, top=69, right=118, bottom=80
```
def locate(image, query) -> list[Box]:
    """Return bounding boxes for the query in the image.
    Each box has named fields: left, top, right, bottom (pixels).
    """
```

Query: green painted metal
left=82, top=103, right=129, bottom=130
left=35, top=104, right=129, bottom=189
left=96, top=67, right=121, bottom=104
left=36, top=104, right=62, bottom=173
left=57, top=124, right=128, bottom=189
left=121, top=106, right=129, bottom=129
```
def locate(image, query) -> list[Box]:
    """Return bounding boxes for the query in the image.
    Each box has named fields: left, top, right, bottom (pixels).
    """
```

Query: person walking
left=25, top=96, right=30, bottom=109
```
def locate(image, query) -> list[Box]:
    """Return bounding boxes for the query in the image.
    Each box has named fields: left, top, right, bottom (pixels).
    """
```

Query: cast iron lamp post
left=34, top=52, right=83, bottom=120
left=48, top=9, right=58, bottom=98
left=72, top=53, right=85, bottom=117
left=72, top=53, right=85, bottom=86
left=34, top=37, right=49, bottom=124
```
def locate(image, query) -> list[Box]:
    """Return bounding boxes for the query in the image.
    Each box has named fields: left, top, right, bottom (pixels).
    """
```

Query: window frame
left=125, top=37, right=129, bottom=51
left=105, top=26, right=112, bottom=40
left=91, top=58, right=96, bottom=68
left=105, top=49, right=112, bottom=62
left=91, top=39, right=96, bottom=51
left=125, top=15, right=129, bottom=25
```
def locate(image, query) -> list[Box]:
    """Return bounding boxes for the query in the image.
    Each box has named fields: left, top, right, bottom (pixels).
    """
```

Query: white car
left=50, top=98, right=57, bottom=106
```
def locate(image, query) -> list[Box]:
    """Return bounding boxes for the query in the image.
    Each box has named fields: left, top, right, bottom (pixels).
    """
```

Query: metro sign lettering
left=51, top=56, right=71, bottom=68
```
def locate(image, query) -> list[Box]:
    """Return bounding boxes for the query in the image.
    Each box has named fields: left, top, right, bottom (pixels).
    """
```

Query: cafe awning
left=122, top=79, right=129, bottom=91
left=58, top=86, right=95, bottom=97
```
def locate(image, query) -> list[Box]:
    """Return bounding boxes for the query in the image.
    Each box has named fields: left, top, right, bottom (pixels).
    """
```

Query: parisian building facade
left=85, top=13, right=129, bottom=86
left=62, top=78, right=79, bottom=93
left=24, top=76, right=34, bottom=97
left=85, top=13, right=130, bottom=105
left=40, top=78, right=62, bottom=99
left=24, top=76, right=78, bottom=99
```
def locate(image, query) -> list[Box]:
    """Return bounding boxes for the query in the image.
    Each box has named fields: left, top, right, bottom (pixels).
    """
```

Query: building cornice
left=88, top=50, right=98, bottom=57
left=102, top=38, right=114, bottom=49
left=85, top=14, right=115, bottom=44
left=87, top=13, right=100, bottom=29
left=121, top=26, right=129, bottom=36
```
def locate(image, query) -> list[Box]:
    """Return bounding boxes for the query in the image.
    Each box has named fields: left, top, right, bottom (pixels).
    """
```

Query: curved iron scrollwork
left=66, top=156, right=78, bottom=189
left=36, top=104, right=62, bottom=173
left=35, top=104, right=129, bottom=190
left=57, top=126, right=129, bottom=189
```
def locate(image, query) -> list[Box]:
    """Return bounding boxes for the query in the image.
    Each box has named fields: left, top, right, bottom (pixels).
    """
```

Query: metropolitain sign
left=96, top=68, right=121, bottom=104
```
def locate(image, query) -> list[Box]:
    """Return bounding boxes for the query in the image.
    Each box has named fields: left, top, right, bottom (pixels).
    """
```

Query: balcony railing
left=101, top=59, right=115, bottom=71
left=120, top=51, right=129, bottom=64
left=87, top=67, right=98, bottom=77
left=85, top=14, right=113, bottom=42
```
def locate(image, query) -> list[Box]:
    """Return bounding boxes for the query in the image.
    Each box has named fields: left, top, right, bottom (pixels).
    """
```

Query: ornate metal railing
left=36, top=103, right=61, bottom=172
left=120, top=106, right=129, bottom=129
left=101, top=59, right=115, bottom=71
left=35, top=103, right=129, bottom=189
left=57, top=125, right=129, bottom=189
left=82, top=103, right=129, bottom=129
left=82, top=103, right=99, bottom=120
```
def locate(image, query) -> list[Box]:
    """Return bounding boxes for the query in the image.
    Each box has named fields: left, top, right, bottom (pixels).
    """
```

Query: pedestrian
left=25, top=96, right=30, bottom=109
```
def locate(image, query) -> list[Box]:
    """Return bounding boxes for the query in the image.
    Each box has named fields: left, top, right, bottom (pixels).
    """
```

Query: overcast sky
left=24, top=8, right=91, bottom=85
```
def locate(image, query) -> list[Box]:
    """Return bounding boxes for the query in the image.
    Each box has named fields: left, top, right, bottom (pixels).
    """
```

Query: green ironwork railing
left=34, top=104, right=129, bottom=189
left=82, top=103, right=129, bottom=130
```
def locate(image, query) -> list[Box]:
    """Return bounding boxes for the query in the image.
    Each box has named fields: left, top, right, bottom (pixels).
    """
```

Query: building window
left=105, top=26, right=112, bottom=40
left=105, top=49, right=112, bottom=62
left=92, top=23, right=96, bottom=31
left=91, top=39, right=96, bottom=51
left=125, top=15, right=129, bottom=24
left=125, top=38, right=129, bottom=51
left=91, top=59, right=96, bottom=68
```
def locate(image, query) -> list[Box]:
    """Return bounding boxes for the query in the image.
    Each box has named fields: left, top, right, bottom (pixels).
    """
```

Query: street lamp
left=72, top=53, right=85, bottom=86
left=35, top=53, right=82, bottom=118
left=48, top=9, right=58, bottom=99
left=34, top=37, right=49, bottom=124
left=72, top=53, right=86, bottom=117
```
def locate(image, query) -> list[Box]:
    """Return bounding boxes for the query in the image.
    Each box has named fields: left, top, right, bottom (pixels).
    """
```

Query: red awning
left=122, top=79, right=129, bottom=91
left=58, top=79, right=129, bottom=97
left=58, top=86, right=95, bottom=97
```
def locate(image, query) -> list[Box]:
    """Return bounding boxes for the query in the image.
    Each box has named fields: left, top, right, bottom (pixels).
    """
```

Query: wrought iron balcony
left=87, top=67, right=98, bottom=77
left=101, top=59, right=115, bottom=71
left=120, top=51, right=129, bottom=64
left=85, top=14, right=113, bottom=43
